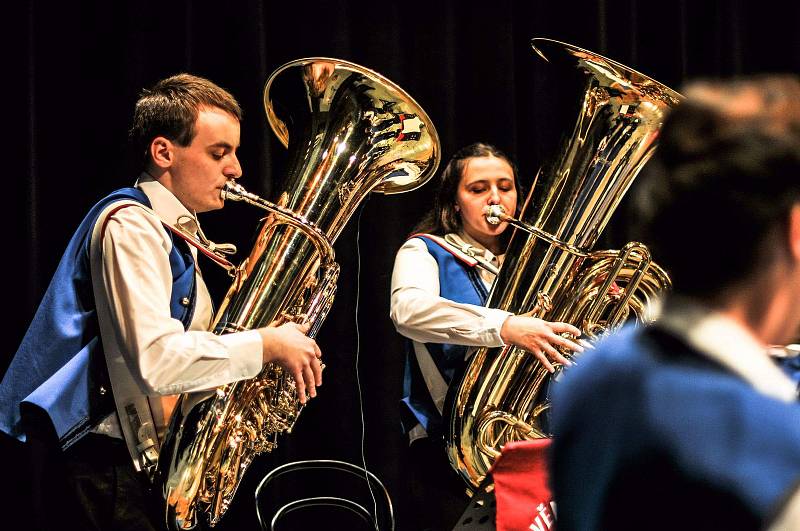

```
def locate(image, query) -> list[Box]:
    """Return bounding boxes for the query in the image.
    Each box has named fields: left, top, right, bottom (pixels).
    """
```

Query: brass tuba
left=445, top=38, right=680, bottom=488
left=156, top=58, right=440, bottom=529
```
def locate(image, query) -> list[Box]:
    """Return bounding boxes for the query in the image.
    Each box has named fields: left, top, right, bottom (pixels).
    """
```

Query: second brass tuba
left=445, top=39, right=680, bottom=487
left=155, top=58, right=440, bottom=529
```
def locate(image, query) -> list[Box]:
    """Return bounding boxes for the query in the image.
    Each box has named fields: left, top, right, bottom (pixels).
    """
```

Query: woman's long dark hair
left=411, top=142, right=522, bottom=238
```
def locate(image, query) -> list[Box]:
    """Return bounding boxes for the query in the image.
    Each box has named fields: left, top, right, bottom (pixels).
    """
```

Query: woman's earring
left=455, top=204, right=461, bottom=212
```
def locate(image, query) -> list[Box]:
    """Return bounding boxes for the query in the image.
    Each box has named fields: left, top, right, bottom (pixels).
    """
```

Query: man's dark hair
left=634, top=75, right=800, bottom=301
left=412, top=142, right=523, bottom=236
left=129, top=73, right=242, bottom=168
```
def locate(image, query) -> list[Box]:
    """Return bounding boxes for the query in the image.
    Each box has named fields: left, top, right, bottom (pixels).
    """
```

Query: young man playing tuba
left=0, top=74, right=323, bottom=530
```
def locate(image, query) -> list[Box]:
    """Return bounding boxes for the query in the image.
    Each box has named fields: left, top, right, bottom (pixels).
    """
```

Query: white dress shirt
left=90, top=176, right=263, bottom=441
left=390, top=231, right=511, bottom=347
left=390, top=231, right=512, bottom=440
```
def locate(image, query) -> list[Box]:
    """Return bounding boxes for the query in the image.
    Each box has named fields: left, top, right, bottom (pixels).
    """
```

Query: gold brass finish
left=445, top=38, right=679, bottom=488
left=156, top=58, right=440, bottom=529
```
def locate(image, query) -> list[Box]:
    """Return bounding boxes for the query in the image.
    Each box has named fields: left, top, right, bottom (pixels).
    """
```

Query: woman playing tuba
left=389, top=142, right=584, bottom=531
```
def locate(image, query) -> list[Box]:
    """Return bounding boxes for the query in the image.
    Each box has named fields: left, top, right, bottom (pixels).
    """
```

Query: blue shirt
left=551, top=323, right=800, bottom=530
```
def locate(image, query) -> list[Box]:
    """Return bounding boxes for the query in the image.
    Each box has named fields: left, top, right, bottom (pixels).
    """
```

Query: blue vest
left=400, top=235, right=489, bottom=437
left=0, top=188, right=196, bottom=449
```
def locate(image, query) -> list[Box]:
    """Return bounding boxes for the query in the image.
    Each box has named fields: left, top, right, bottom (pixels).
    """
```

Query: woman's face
left=455, top=156, right=517, bottom=248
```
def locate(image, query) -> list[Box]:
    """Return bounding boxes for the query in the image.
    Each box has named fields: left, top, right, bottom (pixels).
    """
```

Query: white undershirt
left=91, top=176, right=263, bottom=439
left=389, top=232, right=511, bottom=347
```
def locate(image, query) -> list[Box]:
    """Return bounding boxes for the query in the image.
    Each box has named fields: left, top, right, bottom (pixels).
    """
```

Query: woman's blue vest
left=0, top=188, right=196, bottom=449
left=400, top=235, right=489, bottom=438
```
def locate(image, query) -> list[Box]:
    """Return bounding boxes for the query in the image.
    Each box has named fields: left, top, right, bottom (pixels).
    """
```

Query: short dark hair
left=634, top=75, right=800, bottom=301
left=412, top=142, right=522, bottom=236
left=128, top=73, right=242, bottom=168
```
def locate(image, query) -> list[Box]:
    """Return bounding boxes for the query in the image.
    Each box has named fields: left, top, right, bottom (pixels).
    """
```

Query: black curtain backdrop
left=4, top=1, right=800, bottom=529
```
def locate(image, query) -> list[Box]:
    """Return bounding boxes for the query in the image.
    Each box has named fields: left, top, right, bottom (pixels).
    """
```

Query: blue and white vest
left=400, top=234, right=489, bottom=438
left=0, top=188, right=196, bottom=449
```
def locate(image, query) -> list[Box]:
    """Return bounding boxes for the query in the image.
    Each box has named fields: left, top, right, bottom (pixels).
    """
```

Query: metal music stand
left=452, top=477, right=497, bottom=530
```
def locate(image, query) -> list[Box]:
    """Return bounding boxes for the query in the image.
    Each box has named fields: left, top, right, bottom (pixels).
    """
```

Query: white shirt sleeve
left=96, top=204, right=263, bottom=395
left=389, top=238, right=511, bottom=347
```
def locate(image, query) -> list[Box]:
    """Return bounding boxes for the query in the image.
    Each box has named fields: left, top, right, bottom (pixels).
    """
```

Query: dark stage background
left=4, top=1, right=800, bottom=529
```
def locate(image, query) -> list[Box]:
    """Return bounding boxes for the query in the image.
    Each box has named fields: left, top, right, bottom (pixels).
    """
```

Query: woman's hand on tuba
left=258, top=321, right=323, bottom=404
left=500, top=314, right=584, bottom=373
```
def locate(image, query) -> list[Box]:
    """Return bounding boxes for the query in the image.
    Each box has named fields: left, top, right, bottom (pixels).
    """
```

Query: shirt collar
left=455, top=230, right=502, bottom=265
left=136, top=173, right=199, bottom=235
left=656, top=296, right=798, bottom=402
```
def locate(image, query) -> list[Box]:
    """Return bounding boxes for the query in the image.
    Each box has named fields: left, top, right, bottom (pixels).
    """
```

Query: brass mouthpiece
left=484, top=204, right=507, bottom=225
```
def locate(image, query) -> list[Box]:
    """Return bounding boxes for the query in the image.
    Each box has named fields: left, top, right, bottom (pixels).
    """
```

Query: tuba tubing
left=483, top=204, right=660, bottom=327
left=219, top=181, right=340, bottom=337
left=445, top=38, right=680, bottom=488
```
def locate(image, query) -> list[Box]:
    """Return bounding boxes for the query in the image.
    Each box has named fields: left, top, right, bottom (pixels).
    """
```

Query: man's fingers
left=313, top=357, right=323, bottom=386
left=294, top=371, right=307, bottom=404
left=304, top=365, right=317, bottom=399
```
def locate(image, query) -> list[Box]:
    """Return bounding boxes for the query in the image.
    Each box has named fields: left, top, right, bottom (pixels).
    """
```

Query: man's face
left=167, top=106, right=242, bottom=213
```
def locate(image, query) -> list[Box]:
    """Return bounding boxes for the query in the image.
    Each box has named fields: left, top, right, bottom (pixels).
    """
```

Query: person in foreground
left=550, top=75, right=800, bottom=530
left=0, top=74, right=322, bottom=530
left=390, top=142, right=583, bottom=530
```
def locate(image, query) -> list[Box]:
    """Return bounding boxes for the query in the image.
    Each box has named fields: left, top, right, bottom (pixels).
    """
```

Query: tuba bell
left=155, top=58, right=440, bottom=529
left=445, top=38, right=680, bottom=488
